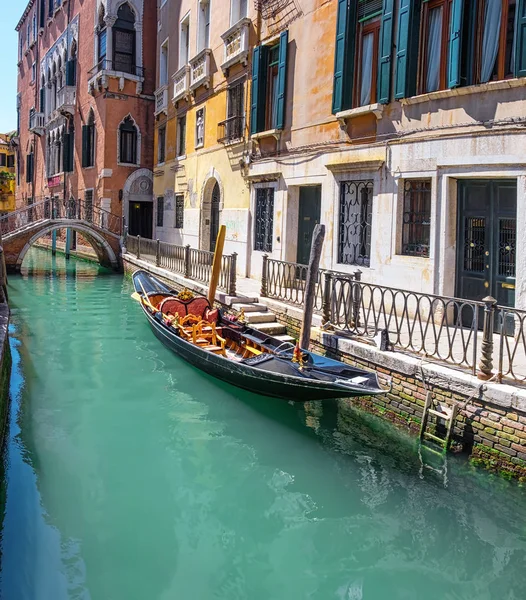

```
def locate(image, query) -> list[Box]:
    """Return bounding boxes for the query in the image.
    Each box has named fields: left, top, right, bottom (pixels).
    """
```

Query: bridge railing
left=0, top=198, right=123, bottom=237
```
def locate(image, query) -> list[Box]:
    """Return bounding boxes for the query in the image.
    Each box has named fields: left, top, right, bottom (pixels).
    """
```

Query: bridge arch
left=16, top=222, right=120, bottom=272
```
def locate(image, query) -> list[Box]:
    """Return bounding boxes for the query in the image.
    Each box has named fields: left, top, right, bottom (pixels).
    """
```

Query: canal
left=0, top=247, right=525, bottom=599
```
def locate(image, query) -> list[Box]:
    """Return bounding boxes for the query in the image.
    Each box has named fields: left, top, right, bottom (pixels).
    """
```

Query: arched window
left=82, top=109, right=95, bottom=168
left=113, top=3, right=136, bottom=74
left=98, top=5, right=107, bottom=68
left=119, top=116, right=138, bottom=164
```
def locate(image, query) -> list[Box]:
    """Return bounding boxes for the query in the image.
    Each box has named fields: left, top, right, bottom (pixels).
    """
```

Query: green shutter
left=63, top=132, right=74, bottom=173
left=82, top=125, right=88, bottom=168
left=40, top=87, right=45, bottom=113
left=448, top=0, right=464, bottom=88
left=275, top=30, right=289, bottom=130
left=394, top=0, right=421, bottom=99
left=66, top=60, right=76, bottom=86
left=377, top=0, right=395, bottom=104
left=515, top=0, right=526, bottom=77
left=250, top=45, right=268, bottom=135
left=332, top=0, right=357, bottom=113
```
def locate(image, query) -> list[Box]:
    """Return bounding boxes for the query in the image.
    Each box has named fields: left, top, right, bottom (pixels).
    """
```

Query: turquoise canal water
left=0, top=248, right=525, bottom=599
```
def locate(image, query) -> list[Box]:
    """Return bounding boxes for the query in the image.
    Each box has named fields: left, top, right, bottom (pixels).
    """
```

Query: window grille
left=338, top=180, right=373, bottom=266
left=254, top=188, right=274, bottom=252
left=157, top=196, right=164, bottom=228
left=402, top=179, right=431, bottom=257
left=175, top=195, right=184, bottom=229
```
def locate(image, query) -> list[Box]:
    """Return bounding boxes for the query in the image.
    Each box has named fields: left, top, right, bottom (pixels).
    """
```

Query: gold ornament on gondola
left=292, top=342, right=305, bottom=370
left=237, top=308, right=246, bottom=323
left=177, top=288, right=195, bottom=301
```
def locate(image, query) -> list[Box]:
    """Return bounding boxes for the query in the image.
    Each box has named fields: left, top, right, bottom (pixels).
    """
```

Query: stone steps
left=250, top=322, right=288, bottom=336
left=226, top=293, right=288, bottom=336
left=231, top=302, right=268, bottom=313
left=244, top=311, right=276, bottom=324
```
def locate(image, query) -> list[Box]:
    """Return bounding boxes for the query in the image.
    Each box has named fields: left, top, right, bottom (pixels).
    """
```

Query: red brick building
left=15, top=0, right=157, bottom=239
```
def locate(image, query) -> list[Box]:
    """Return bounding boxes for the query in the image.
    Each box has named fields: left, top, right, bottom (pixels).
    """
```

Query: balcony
left=218, top=115, right=245, bottom=144
left=56, top=86, right=76, bottom=116
left=88, top=59, right=146, bottom=95
left=189, top=49, right=211, bottom=92
left=155, top=85, right=168, bottom=116
left=221, top=18, right=250, bottom=73
left=173, top=65, right=190, bottom=103
left=29, top=112, right=45, bottom=136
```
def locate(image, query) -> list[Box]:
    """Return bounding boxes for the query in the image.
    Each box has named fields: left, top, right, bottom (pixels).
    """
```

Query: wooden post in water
left=208, top=225, right=226, bottom=305
left=300, top=224, right=325, bottom=350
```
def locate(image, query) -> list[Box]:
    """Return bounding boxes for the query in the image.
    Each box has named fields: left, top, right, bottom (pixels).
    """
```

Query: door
left=210, top=182, right=220, bottom=251
left=129, top=201, right=153, bottom=239
left=296, top=186, right=322, bottom=265
left=456, top=180, right=516, bottom=323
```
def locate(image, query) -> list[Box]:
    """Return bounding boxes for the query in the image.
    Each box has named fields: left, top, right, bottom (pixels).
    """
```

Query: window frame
left=159, top=37, right=169, bottom=86
left=418, top=0, right=452, bottom=95
left=197, top=0, right=211, bottom=53
left=158, top=125, right=166, bottom=164
left=354, top=16, right=381, bottom=107
left=337, top=179, right=374, bottom=267
left=179, top=13, right=190, bottom=68
left=157, top=196, right=164, bottom=228
left=119, top=116, right=138, bottom=165
left=400, top=179, right=432, bottom=258
left=264, top=44, right=280, bottom=131
left=254, top=187, right=274, bottom=253
left=175, top=194, right=184, bottom=229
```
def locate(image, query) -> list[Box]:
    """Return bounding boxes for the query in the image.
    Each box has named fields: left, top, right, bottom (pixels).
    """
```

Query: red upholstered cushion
left=159, top=297, right=187, bottom=318
left=205, top=307, right=219, bottom=323
left=186, top=297, right=211, bottom=319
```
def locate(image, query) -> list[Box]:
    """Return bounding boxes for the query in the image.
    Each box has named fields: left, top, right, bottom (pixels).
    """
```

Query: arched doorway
left=123, top=169, right=154, bottom=239
left=210, top=182, right=220, bottom=252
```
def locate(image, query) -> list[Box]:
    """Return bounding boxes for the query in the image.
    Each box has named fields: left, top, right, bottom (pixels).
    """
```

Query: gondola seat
left=158, top=296, right=218, bottom=323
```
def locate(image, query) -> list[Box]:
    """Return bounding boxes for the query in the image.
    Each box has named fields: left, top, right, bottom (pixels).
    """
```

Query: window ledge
left=176, top=154, right=186, bottom=161
left=118, top=162, right=140, bottom=168
left=335, top=103, right=384, bottom=125
left=195, top=143, right=204, bottom=150
left=400, top=77, right=526, bottom=106
left=251, top=129, right=281, bottom=142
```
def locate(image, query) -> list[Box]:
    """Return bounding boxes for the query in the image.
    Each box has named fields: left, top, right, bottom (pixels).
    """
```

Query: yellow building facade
left=154, top=0, right=254, bottom=274
left=0, top=133, right=16, bottom=214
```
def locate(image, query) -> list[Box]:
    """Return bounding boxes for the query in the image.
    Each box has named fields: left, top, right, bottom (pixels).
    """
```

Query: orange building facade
left=15, top=0, right=157, bottom=238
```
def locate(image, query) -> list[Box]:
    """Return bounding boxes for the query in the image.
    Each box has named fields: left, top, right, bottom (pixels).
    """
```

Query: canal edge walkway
left=122, top=252, right=526, bottom=481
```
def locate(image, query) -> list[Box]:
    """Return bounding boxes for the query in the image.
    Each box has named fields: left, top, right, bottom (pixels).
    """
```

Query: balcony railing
left=217, top=115, right=245, bottom=144
left=189, top=49, right=211, bottom=91
left=173, top=65, right=190, bottom=102
left=88, top=59, right=145, bottom=79
left=29, top=112, right=45, bottom=135
left=56, top=86, right=76, bottom=115
left=221, top=18, right=250, bottom=72
left=155, top=85, right=168, bottom=115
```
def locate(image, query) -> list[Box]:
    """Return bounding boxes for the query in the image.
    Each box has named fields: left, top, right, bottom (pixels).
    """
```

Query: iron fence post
left=156, top=239, right=161, bottom=267
left=184, top=244, right=191, bottom=278
left=478, top=295, right=497, bottom=380
left=261, top=254, right=268, bottom=297
left=352, top=269, right=362, bottom=328
left=322, top=272, right=332, bottom=325
left=228, top=253, right=237, bottom=296
left=137, top=235, right=141, bottom=260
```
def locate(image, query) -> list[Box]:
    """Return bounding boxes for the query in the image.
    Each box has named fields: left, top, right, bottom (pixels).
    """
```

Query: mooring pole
left=208, top=225, right=226, bottom=305
left=65, top=229, right=72, bottom=260
left=51, top=230, right=57, bottom=256
left=299, top=224, right=326, bottom=350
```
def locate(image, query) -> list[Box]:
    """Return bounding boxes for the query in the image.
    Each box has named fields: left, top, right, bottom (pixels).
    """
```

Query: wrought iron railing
left=125, top=235, right=237, bottom=296
left=217, top=116, right=244, bottom=144
left=0, top=197, right=123, bottom=237
left=497, top=305, right=526, bottom=383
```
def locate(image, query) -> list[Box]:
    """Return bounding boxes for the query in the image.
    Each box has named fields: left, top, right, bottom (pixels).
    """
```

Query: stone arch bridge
left=0, top=198, right=123, bottom=272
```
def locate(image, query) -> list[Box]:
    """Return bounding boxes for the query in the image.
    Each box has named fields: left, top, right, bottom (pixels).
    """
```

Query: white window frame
left=179, top=12, right=190, bottom=69
left=230, top=0, right=248, bottom=26
left=197, top=0, right=211, bottom=53
left=159, top=37, right=169, bottom=86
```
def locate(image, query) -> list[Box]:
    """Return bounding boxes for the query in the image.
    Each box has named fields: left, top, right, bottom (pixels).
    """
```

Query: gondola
left=132, top=270, right=387, bottom=402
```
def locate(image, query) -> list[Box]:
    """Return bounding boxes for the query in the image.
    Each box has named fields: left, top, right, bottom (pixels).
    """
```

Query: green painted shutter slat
left=377, top=0, right=395, bottom=104
left=63, top=134, right=70, bottom=173
left=275, top=30, right=288, bottom=130
left=448, top=0, right=464, bottom=88
left=250, top=45, right=267, bottom=135
left=332, top=0, right=356, bottom=113
left=39, top=87, right=45, bottom=113
left=82, top=125, right=88, bottom=168
left=394, top=0, right=421, bottom=99
left=515, top=0, right=526, bottom=77
left=66, top=60, right=76, bottom=86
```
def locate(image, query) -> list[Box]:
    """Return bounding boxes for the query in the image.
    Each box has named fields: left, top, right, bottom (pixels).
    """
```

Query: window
left=198, top=0, right=211, bottom=52
left=175, top=194, right=184, bottom=228
left=119, top=116, right=138, bottom=164
left=159, top=39, right=169, bottom=86
left=0, top=154, right=6, bottom=167
left=231, top=0, right=248, bottom=25
left=31, top=62, right=36, bottom=83
left=224, top=80, right=244, bottom=141
left=177, top=114, right=186, bottom=157
left=355, top=1, right=382, bottom=106
left=157, top=196, right=164, bottom=227
left=85, top=190, right=93, bottom=222
left=195, top=108, right=204, bottom=147
left=82, top=110, right=95, bottom=168
left=401, top=180, right=431, bottom=257
left=63, top=124, right=74, bottom=173
left=27, top=23, right=30, bottom=50
left=179, top=15, right=190, bottom=68
left=254, top=188, right=274, bottom=252
left=32, top=14, right=37, bottom=42
left=113, top=3, right=136, bottom=74
left=250, top=32, right=288, bottom=135
left=98, top=6, right=107, bottom=68
left=338, top=180, right=373, bottom=267
left=26, top=152, right=34, bottom=183
left=7, top=155, right=14, bottom=168
left=419, top=0, right=452, bottom=94
left=158, top=125, right=166, bottom=163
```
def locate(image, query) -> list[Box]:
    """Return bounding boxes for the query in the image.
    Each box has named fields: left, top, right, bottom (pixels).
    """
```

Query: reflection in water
left=0, top=247, right=525, bottom=600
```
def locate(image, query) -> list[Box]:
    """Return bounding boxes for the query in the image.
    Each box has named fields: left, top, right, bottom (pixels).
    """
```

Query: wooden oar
left=208, top=224, right=226, bottom=305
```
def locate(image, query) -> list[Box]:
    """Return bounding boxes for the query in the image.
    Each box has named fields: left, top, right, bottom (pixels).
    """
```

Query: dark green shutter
left=515, top=0, right=526, bottom=77
left=82, top=125, right=88, bottom=168
left=275, top=30, right=288, bottom=130
left=40, top=0, right=45, bottom=29
left=332, top=0, right=357, bottom=113
left=448, top=0, right=464, bottom=88
left=40, top=87, right=45, bottom=113
left=66, top=60, right=76, bottom=86
left=394, top=0, right=421, bottom=99
left=377, top=0, right=395, bottom=104
left=63, top=132, right=74, bottom=173
left=250, top=45, right=267, bottom=135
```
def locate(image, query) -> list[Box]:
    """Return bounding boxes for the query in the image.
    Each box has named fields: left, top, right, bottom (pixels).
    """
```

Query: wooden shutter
left=82, top=125, right=88, bottom=168
left=516, top=0, right=526, bottom=77
left=448, top=0, right=464, bottom=88
left=40, top=87, right=45, bottom=113
left=66, top=60, right=76, bottom=86
left=377, top=0, right=395, bottom=104
left=275, top=30, right=289, bottom=130
left=332, top=0, right=357, bottom=113
left=394, top=0, right=421, bottom=99
left=63, top=132, right=74, bottom=173
left=40, top=0, right=46, bottom=29
left=250, top=45, right=267, bottom=135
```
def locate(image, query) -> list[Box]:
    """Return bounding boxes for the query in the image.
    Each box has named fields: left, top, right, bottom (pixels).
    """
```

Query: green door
left=297, top=186, right=321, bottom=265
left=456, top=180, right=516, bottom=325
